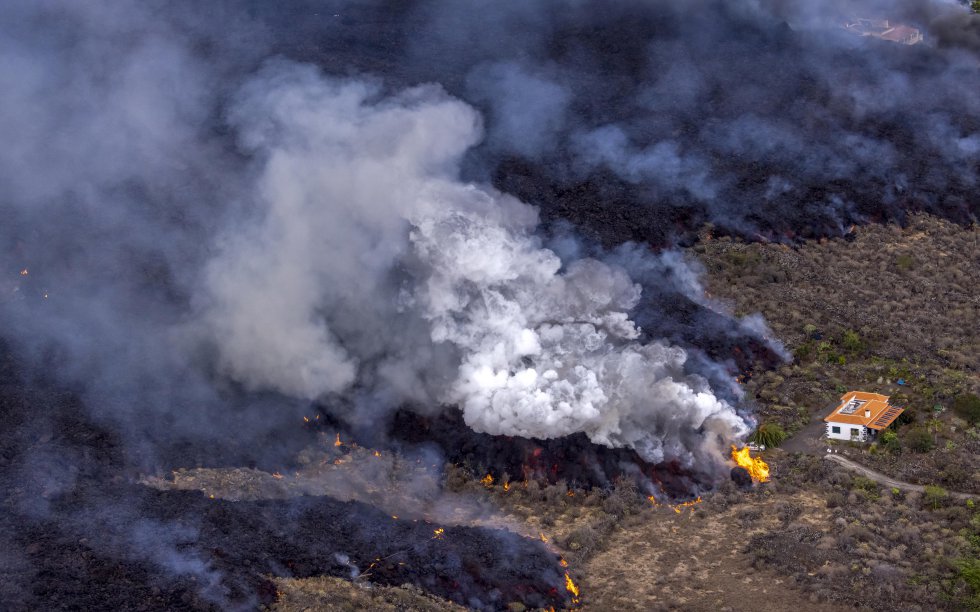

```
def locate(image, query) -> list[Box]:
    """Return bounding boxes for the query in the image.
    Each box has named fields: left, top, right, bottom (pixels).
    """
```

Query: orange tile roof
left=824, top=391, right=904, bottom=430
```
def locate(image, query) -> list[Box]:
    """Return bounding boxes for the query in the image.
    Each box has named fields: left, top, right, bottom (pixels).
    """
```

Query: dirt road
left=823, top=454, right=976, bottom=500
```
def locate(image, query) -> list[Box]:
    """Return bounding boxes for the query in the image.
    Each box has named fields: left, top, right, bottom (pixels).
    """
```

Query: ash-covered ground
left=1, top=1, right=978, bottom=610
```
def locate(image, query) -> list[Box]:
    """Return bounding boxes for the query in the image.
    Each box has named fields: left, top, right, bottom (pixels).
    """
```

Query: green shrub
left=880, top=429, right=901, bottom=453
left=752, top=423, right=788, bottom=448
left=841, top=330, right=864, bottom=353
left=793, top=341, right=812, bottom=361
left=955, top=557, right=980, bottom=594
left=905, top=427, right=934, bottom=453
left=953, top=393, right=980, bottom=424
left=924, top=485, right=948, bottom=510
left=852, top=476, right=880, bottom=500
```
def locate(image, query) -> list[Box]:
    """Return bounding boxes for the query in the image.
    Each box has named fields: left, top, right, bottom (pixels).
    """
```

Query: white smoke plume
left=199, top=61, right=757, bottom=469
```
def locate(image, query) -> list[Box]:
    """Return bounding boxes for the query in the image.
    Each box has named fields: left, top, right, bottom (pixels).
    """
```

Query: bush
left=601, top=478, right=640, bottom=517
left=752, top=423, right=788, bottom=448
left=852, top=476, right=880, bottom=500
left=953, top=393, right=980, bottom=424
left=827, top=493, right=847, bottom=508
left=880, top=430, right=901, bottom=453
left=905, top=428, right=934, bottom=453
left=841, top=330, right=864, bottom=353
left=955, top=557, right=980, bottom=595
left=923, top=485, right=948, bottom=510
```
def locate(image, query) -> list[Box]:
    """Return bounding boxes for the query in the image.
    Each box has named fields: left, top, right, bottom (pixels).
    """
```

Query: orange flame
left=480, top=474, right=494, bottom=488
left=731, top=445, right=769, bottom=482
left=670, top=496, right=703, bottom=514
left=272, top=472, right=283, bottom=480
left=432, top=528, right=444, bottom=539
left=334, top=433, right=342, bottom=447
left=502, top=482, right=510, bottom=492
left=373, top=450, right=381, bottom=457
left=565, top=571, right=580, bottom=598
left=19, top=269, right=28, bottom=276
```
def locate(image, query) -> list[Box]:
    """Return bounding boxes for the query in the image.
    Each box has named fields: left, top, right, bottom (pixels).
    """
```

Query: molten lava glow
left=481, top=474, right=494, bottom=487
left=670, top=496, right=702, bottom=514
left=731, top=445, right=770, bottom=482
left=334, top=433, right=342, bottom=447
left=565, top=572, right=580, bottom=598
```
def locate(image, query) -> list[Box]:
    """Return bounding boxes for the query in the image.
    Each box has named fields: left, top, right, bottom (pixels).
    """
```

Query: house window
left=851, top=428, right=861, bottom=437
left=831, top=426, right=841, bottom=434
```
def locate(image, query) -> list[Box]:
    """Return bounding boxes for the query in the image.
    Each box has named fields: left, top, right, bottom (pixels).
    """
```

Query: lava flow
left=731, top=446, right=770, bottom=483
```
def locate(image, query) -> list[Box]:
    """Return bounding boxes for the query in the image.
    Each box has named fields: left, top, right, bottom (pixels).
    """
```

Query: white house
left=825, top=391, right=904, bottom=442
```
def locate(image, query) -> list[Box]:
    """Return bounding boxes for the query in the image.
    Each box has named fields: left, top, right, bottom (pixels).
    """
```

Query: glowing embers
left=647, top=494, right=703, bottom=514
left=731, top=445, right=770, bottom=482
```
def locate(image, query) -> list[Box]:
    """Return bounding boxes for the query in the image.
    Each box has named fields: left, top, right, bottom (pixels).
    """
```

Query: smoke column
left=198, top=61, right=764, bottom=469
left=0, top=0, right=976, bottom=489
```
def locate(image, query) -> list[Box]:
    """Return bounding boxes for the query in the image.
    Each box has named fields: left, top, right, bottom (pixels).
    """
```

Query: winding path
left=823, top=454, right=976, bottom=500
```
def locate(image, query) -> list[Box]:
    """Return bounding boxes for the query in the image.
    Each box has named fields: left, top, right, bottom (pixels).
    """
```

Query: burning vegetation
left=731, top=446, right=771, bottom=483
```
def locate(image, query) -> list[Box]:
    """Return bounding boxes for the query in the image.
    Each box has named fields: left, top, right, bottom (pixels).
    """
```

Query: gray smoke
left=2, top=0, right=977, bottom=482
left=196, top=61, right=761, bottom=468
left=3, top=1, right=976, bottom=605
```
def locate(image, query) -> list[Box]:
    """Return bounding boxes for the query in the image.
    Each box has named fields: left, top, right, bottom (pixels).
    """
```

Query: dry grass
left=272, top=575, right=468, bottom=612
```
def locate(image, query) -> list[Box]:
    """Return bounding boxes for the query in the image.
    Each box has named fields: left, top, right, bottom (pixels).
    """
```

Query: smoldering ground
left=0, top=0, right=977, bottom=609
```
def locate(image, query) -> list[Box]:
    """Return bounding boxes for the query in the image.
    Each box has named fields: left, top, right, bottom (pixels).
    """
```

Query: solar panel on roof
left=872, top=406, right=903, bottom=428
